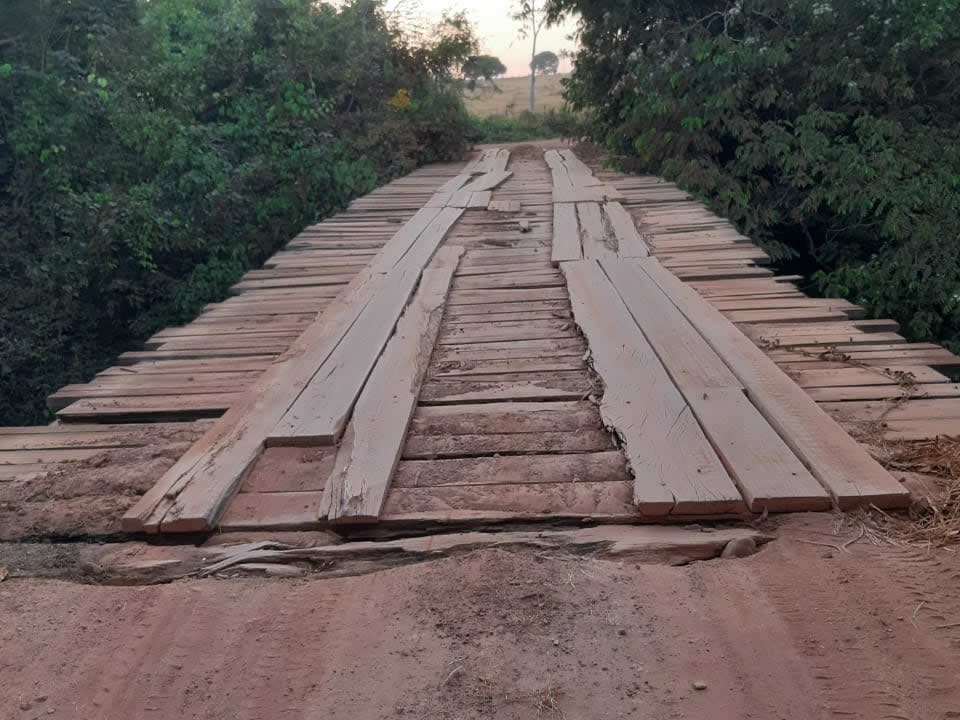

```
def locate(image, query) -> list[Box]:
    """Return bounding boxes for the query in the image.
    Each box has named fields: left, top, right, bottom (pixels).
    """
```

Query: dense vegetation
left=467, top=109, right=584, bottom=142
left=549, top=0, right=960, bottom=351
left=0, top=0, right=474, bottom=424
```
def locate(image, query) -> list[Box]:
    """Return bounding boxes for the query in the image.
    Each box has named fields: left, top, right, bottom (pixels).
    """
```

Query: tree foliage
left=530, top=50, right=559, bottom=75
left=549, top=0, right=960, bottom=351
left=463, top=55, right=507, bottom=90
left=0, top=0, right=474, bottom=424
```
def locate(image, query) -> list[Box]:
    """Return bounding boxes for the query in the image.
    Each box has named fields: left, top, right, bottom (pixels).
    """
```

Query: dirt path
left=3, top=515, right=960, bottom=719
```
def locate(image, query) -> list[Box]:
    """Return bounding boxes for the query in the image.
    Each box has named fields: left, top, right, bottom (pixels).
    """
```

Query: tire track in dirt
left=756, top=518, right=960, bottom=720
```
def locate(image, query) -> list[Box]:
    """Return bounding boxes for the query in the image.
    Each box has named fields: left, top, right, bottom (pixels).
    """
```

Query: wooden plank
left=430, top=356, right=584, bottom=377
left=791, top=366, right=948, bottom=388
left=436, top=174, right=471, bottom=193
left=487, top=200, right=521, bottom=213
left=576, top=202, right=615, bottom=259
left=409, top=401, right=599, bottom=435
left=551, top=202, right=581, bottom=264
left=57, top=393, right=237, bottom=422
left=604, top=202, right=649, bottom=257
left=318, top=246, right=463, bottom=523
left=601, top=259, right=828, bottom=512
left=460, top=170, right=512, bottom=192
left=403, top=429, right=613, bottom=459
left=419, top=376, right=591, bottom=404
left=382, top=480, right=637, bottom=522
left=553, top=186, right=624, bottom=203
left=271, top=209, right=464, bottom=446
left=633, top=257, right=908, bottom=509
left=123, top=206, right=463, bottom=533
left=822, top=398, right=960, bottom=423
left=392, top=451, right=626, bottom=488
left=805, top=383, right=960, bottom=403
left=562, top=259, right=742, bottom=515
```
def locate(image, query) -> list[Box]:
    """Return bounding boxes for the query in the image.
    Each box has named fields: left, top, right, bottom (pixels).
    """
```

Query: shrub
left=466, top=109, right=586, bottom=143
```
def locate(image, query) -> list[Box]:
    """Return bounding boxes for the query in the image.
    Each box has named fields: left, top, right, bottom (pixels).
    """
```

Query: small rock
left=34, top=697, right=47, bottom=704
left=700, top=527, right=716, bottom=533
left=19, top=700, right=31, bottom=712
left=47, top=709, right=56, bottom=716
left=553, top=639, right=560, bottom=646
left=721, top=537, right=758, bottom=559
left=692, top=681, right=708, bottom=691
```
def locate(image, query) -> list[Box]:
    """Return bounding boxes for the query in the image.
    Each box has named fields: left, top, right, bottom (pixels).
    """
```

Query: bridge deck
left=3, top=142, right=958, bottom=538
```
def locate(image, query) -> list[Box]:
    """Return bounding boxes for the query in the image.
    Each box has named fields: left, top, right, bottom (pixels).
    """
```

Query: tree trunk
left=529, top=35, right=537, bottom=113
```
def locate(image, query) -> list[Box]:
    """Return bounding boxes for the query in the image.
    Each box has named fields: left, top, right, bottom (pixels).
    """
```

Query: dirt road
left=3, top=514, right=959, bottom=719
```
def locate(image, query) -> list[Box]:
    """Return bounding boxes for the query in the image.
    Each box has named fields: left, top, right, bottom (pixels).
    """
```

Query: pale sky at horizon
left=387, top=0, right=579, bottom=77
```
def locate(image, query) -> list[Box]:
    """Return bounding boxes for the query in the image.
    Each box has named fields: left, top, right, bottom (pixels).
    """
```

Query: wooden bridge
left=6, top=142, right=960, bottom=536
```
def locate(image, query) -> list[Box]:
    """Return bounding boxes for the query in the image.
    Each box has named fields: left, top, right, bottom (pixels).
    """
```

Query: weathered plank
left=123, top=200, right=463, bottom=533
left=318, top=246, right=463, bottom=523
left=460, top=170, right=512, bottom=192
left=562, top=259, right=743, bottom=515
left=604, top=202, right=649, bottom=257
left=551, top=202, right=581, bottom=264
left=633, top=257, right=909, bottom=509
left=393, top=451, right=627, bottom=488
left=271, top=209, right=463, bottom=446
left=403, top=429, right=613, bottom=459
left=601, top=259, right=828, bottom=512
left=576, top=202, right=616, bottom=260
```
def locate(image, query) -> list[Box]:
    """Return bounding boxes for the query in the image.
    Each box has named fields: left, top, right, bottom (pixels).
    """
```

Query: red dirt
left=3, top=514, right=960, bottom=719
left=0, top=425, right=206, bottom=540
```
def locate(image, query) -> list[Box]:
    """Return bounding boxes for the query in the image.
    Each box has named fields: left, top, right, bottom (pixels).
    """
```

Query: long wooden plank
left=576, top=202, right=615, bottom=259
left=604, top=202, right=650, bottom=258
left=121, top=267, right=381, bottom=532
left=319, top=246, right=463, bottom=523
left=551, top=202, right=581, bottom=264
left=267, top=265, right=422, bottom=446
left=123, top=203, right=464, bottom=533
left=562, top=260, right=743, bottom=515
left=601, top=259, right=828, bottom=512
left=633, top=258, right=909, bottom=509
left=460, top=170, right=512, bottom=192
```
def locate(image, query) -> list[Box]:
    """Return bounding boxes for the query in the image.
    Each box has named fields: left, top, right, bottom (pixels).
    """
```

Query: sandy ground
left=3, top=514, right=960, bottom=720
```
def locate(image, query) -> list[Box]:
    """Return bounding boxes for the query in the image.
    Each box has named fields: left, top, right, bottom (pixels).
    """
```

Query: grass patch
left=467, top=109, right=586, bottom=143
left=463, top=74, right=567, bottom=117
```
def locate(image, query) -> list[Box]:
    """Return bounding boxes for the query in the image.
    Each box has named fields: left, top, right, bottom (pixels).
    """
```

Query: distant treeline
left=0, top=0, right=475, bottom=424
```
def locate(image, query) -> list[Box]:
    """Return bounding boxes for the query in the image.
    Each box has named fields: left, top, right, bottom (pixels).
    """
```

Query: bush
left=0, top=0, right=473, bottom=424
left=466, top=109, right=586, bottom=143
left=549, top=0, right=960, bottom=351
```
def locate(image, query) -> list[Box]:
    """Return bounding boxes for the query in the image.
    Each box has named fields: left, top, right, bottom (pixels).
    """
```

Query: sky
left=387, top=0, right=579, bottom=77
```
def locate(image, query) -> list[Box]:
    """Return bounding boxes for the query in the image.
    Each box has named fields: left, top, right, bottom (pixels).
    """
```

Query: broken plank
left=604, top=202, right=649, bottom=257
left=577, top=202, right=615, bottom=259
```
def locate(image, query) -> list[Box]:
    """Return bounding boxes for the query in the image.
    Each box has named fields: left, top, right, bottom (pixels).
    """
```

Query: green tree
left=462, top=54, right=507, bottom=90
left=530, top=50, right=558, bottom=75
left=0, top=0, right=474, bottom=424
left=548, top=0, right=960, bottom=351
